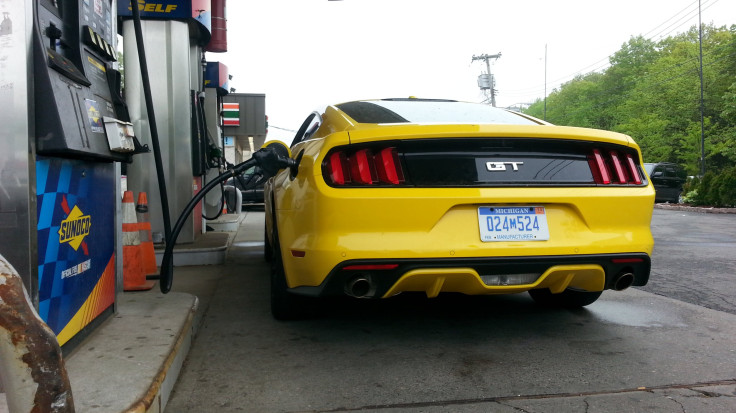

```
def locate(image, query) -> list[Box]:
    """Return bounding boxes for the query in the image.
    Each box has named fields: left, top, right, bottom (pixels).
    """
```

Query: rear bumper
left=288, top=253, right=651, bottom=298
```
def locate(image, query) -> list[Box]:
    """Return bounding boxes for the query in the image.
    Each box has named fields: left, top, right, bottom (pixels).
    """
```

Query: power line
left=539, top=48, right=736, bottom=124
left=269, top=125, right=297, bottom=133
left=500, top=0, right=721, bottom=100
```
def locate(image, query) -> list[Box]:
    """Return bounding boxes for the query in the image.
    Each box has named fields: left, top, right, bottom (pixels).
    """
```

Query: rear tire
left=528, top=288, right=602, bottom=308
left=270, top=226, right=313, bottom=320
left=264, top=227, right=272, bottom=262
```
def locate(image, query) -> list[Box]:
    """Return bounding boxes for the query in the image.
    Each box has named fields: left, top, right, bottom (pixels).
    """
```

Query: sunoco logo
left=58, top=204, right=92, bottom=252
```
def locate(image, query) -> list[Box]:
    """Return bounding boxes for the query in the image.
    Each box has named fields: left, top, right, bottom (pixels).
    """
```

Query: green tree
left=525, top=24, right=736, bottom=176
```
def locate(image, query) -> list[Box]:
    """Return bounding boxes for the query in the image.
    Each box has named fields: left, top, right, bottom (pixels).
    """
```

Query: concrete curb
left=64, top=292, right=200, bottom=413
left=121, top=296, right=198, bottom=413
left=654, top=203, right=736, bottom=214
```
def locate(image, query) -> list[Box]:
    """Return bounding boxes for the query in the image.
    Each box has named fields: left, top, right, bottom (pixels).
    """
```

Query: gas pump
left=0, top=0, right=146, bottom=351
left=0, top=0, right=285, bottom=407
left=119, top=0, right=215, bottom=246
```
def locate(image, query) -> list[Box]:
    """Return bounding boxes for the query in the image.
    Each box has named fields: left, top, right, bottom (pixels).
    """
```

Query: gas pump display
left=35, top=0, right=128, bottom=160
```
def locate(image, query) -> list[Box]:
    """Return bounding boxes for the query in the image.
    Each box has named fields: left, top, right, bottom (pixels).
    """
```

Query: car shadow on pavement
left=283, top=292, right=604, bottom=343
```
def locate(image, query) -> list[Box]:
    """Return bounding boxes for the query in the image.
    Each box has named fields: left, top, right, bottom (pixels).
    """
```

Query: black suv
left=644, top=162, right=687, bottom=203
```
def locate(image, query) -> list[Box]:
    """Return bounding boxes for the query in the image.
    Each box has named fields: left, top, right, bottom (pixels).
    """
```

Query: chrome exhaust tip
left=613, top=272, right=635, bottom=291
left=345, top=275, right=376, bottom=298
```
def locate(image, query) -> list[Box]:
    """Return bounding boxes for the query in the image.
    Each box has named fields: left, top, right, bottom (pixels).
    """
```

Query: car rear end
left=274, top=120, right=654, bottom=302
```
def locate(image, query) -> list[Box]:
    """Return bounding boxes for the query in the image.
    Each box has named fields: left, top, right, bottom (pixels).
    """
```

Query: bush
left=681, top=188, right=699, bottom=204
left=682, top=167, right=736, bottom=207
left=717, top=167, right=736, bottom=207
left=705, top=173, right=723, bottom=206
left=682, top=176, right=699, bottom=194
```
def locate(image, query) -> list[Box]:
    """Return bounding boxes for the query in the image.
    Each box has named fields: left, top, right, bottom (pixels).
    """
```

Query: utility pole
left=698, top=0, right=706, bottom=176
left=472, top=53, right=501, bottom=106
left=544, top=44, right=548, bottom=121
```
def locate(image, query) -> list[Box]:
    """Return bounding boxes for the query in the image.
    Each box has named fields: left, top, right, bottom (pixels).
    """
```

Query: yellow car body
left=264, top=99, right=654, bottom=319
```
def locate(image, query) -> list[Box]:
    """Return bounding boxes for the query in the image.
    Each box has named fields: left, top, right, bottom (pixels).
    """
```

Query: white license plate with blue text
left=478, top=206, right=550, bottom=242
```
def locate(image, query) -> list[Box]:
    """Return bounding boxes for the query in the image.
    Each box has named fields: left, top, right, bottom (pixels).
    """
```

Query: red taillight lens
left=324, top=146, right=405, bottom=187
left=349, top=149, right=377, bottom=185
left=625, top=154, right=642, bottom=185
left=589, top=149, right=643, bottom=186
left=375, top=147, right=405, bottom=184
left=590, top=149, right=611, bottom=184
left=327, top=152, right=350, bottom=185
left=609, top=151, right=628, bottom=184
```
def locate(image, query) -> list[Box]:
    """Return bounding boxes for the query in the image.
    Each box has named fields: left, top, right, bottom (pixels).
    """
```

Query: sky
left=208, top=0, right=736, bottom=143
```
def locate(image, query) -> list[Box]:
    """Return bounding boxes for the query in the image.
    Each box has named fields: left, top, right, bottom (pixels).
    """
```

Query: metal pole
left=485, top=58, right=494, bottom=107
left=471, top=53, right=501, bottom=106
left=698, top=0, right=706, bottom=176
left=544, top=44, right=548, bottom=121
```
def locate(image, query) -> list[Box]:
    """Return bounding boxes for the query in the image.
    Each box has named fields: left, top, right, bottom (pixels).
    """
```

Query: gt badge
left=486, top=161, right=524, bottom=171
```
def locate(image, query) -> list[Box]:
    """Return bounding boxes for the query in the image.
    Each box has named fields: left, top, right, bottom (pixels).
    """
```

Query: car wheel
left=270, top=226, right=313, bottom=320
left=528, top=288, right=602, bottom=308
left=264, top=227, right=272, bottom=262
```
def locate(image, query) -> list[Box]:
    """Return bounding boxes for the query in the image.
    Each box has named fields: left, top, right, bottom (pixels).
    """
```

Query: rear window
left=336, top=99, right=540, bottom=125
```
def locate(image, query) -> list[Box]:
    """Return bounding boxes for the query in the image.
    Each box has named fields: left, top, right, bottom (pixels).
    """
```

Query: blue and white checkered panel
left=35, top=156, right=115, bottom=334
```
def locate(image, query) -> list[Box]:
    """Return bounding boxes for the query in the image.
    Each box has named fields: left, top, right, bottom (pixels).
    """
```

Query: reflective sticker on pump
left=94, top=0, right=103, bottom=17
left=87, top=56, right=105, bottom=72
left=88, top=27, right=98, bottom=45
left=85, top=99, right=104, bottom=133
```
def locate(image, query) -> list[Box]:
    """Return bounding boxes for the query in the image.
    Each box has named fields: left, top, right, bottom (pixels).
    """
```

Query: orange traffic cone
left=123, top=191, right=154, bottom=291
left=135, top=192, right=158, bottom=277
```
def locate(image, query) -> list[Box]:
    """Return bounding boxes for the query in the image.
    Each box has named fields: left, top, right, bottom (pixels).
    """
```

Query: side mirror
left=651, top=171, right=663, bottom=178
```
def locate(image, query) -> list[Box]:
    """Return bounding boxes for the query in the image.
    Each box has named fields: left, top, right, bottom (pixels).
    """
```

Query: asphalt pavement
left=164, top=209, right=736, bottom=413
left=640, top=208, right=736, bottom=315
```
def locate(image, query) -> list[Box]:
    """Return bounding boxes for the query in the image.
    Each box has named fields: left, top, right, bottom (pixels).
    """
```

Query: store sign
left=222, top=103, right=240, bottom=126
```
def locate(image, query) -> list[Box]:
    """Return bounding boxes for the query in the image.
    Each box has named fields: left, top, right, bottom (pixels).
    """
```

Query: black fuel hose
left=129, top=1, right=173, bottom=250
left=201, top=181, right=227, bottom=220
left=157, top=147, right=296, bottom=293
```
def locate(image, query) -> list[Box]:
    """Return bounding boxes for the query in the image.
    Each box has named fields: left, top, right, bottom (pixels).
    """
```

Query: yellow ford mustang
left=264, top=98, right=654, bottom=320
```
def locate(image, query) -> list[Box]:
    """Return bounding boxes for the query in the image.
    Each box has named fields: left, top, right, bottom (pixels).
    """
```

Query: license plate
left=478, top=206, right=550, bottom=242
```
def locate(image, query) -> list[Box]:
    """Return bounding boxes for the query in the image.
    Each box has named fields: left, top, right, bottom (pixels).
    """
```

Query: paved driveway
left=166, top=210, right=736, bottom=412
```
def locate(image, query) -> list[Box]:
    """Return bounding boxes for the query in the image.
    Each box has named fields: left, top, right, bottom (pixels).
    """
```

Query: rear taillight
left=589, top=149, right=611, bottom=184
left=625, top=154, right=642, bottom=185
left=588, top=149, right=643, bottom=186
left=324, top=147, right=406, bottom=186
left=375, top=147, right=405, bottom=184
left=349, top=149, right=377, bottom=185
left=327, top=152, right=350, bottom=185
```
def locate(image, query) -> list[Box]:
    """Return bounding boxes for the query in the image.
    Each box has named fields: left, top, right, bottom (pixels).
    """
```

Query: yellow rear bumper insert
left=382, top=264, right=605, bottom=298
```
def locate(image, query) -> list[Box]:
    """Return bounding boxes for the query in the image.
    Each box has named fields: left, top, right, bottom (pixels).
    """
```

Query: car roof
left=297, top=98, right=639, bottom=149
left=333, top=98, right=544, bottom=126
